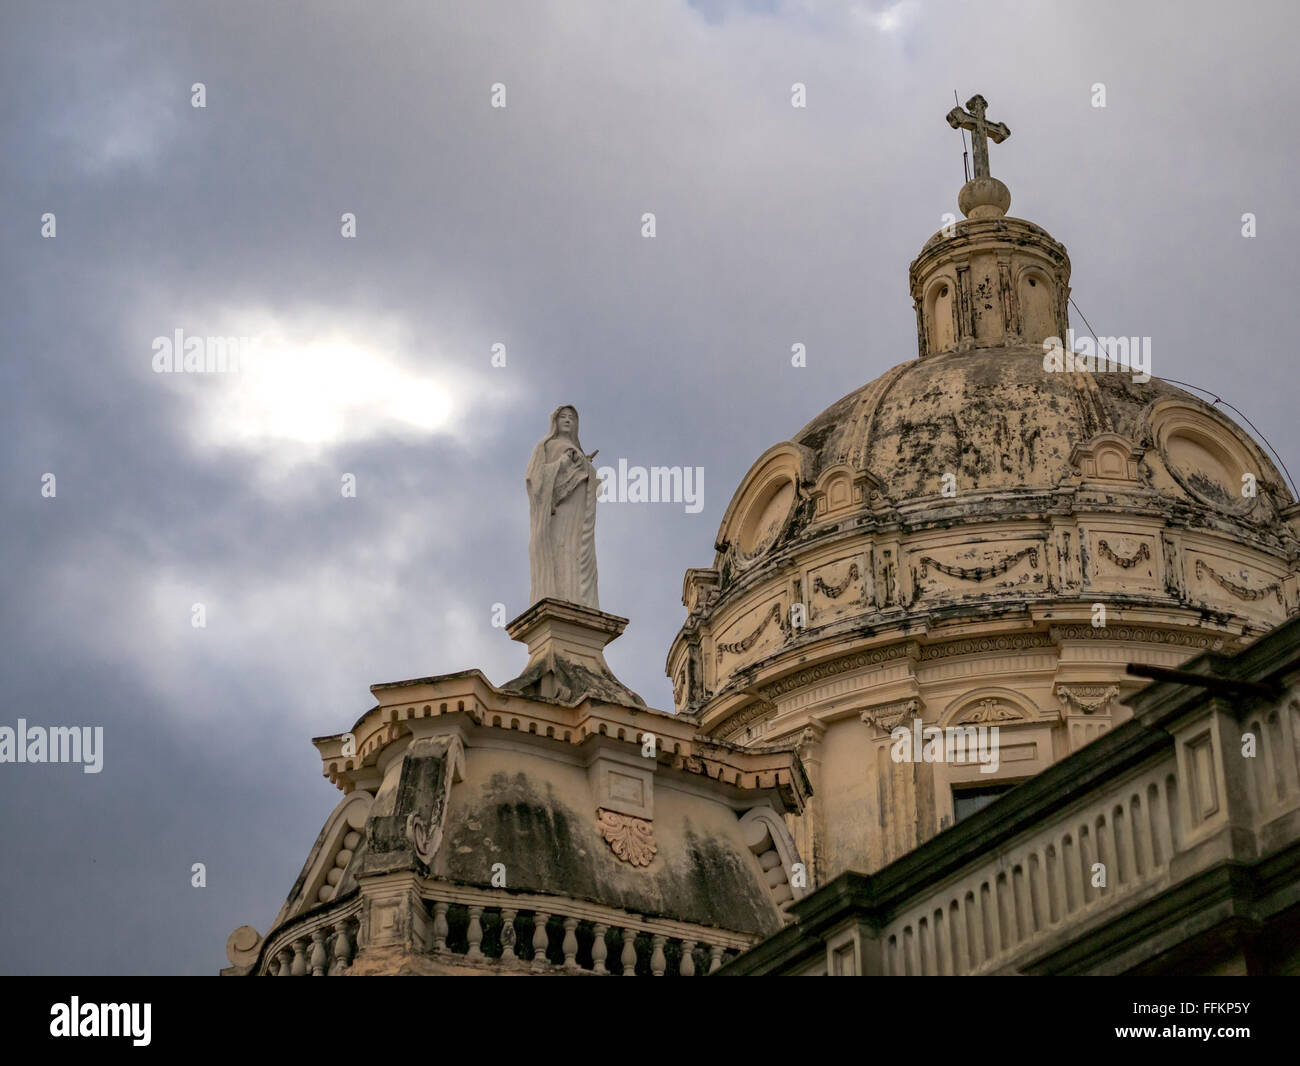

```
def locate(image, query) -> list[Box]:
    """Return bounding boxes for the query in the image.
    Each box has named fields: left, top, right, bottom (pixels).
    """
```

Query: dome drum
left=910, top=217, right=1071, bottom=358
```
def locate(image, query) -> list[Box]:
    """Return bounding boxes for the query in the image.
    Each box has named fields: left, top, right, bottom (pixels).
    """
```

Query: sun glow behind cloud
left=216, top=335, right=453, bottom=446
left=152, top=307, right=510, bottom=459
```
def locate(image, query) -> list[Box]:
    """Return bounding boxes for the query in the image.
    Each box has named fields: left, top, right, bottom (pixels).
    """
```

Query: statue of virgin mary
left=526, top=405, right=600, bottom=610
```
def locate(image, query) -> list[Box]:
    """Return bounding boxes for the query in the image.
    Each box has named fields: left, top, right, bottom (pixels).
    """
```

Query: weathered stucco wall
left=438, top=746, right=782, bottom=936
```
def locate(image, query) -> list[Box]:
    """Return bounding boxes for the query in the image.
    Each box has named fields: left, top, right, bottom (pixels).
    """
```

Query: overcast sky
left=2, top=0, right=1297, bottom=975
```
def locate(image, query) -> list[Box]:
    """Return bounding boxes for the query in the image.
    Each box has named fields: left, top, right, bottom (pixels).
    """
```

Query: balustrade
left=420, top=897, right=744, bottom=975
left=264, top=915, right=358, bottom=976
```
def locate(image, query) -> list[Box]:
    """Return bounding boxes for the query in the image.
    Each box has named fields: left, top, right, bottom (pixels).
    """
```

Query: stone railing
left=722, top=652, right=1300, bottom=976
left=1240, top=701, right=1300, bottom=826
left=878, top=684, right=1300, bottom=976
left=880, top=751, right=1180, bottom=975
left=254, top=883, right=752, bottom=976
left=260, top=897, right=362, bottom=976
left=415, top=883, right=749, bottom=975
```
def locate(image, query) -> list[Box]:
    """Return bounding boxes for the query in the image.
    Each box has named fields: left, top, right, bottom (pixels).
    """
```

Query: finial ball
left=958, top=176, right=1011, bottom=220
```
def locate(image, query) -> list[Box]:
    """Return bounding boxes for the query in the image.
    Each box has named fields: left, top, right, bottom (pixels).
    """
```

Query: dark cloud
left=2, top=0, right=1297, bottom=973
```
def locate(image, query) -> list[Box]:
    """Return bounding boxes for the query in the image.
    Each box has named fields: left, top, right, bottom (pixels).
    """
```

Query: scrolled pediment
left=941, top=687, right=1039, bottom=728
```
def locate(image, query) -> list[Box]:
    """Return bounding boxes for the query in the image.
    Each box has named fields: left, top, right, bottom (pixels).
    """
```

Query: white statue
left=526, top=405, right=600, bottom=609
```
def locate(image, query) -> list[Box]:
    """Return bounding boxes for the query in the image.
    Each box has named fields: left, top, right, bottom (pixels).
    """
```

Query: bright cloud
left=148, top=305, right=516, bottom=461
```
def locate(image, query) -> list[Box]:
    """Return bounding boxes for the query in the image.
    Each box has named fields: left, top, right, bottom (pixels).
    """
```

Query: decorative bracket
left=596, top=808, right=657, bottom=867
left=1055, top=683, right=1120, bottom=716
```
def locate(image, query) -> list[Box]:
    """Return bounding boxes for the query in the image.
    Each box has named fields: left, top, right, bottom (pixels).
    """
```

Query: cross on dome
left=946, top=94, right=1010, bottom=181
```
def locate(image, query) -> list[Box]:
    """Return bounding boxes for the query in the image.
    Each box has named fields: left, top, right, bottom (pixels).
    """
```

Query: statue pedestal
left=502, top=598, right=645, bottom=708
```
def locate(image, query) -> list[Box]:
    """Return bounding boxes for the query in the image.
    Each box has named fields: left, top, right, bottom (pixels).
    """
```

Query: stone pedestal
left=502, top=598, right=645, bottom=708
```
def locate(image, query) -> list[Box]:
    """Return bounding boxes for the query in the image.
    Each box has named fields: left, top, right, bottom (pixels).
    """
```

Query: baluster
left=620, top=927, right=637, bottom=977
left=708, top=944, right=724, bottom=974
left=291, top=937, right=309, bottom=976
left=532, top=912, right=551, bottom=972
left=346, top=918, right=360, bottom=967
left=651, top=935, right=667, bottom=976
left=680, top=940, right=696, bottom=977
left=592, top=924, right=608, bottom=974
left=466, top=906, right=484, bottom=959
left=329, top=921, right=354, bottom=975
left=1050, top=843, right=1068, bottom=926
left=1118, top=807, right=1138, bottom=887
left=501, top=908, right=519, bottom=969
left=309, top=930, right=328, bottom=976
left=562, top=917, right=579, bottom=970
left=987, top=878, right=1005, bottom=955
left=431, top=902, right=449, bottom=953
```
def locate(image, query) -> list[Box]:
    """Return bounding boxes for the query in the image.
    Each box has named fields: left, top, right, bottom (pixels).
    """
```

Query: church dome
left=673, top=342, right=1296, bottom=717
left=791, top=345, right=1289, bottom=518
left=667, top=102, right=1300, bottom=758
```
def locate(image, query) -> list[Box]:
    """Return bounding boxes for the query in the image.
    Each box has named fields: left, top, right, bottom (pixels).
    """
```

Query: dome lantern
left=910, top=94, right=1071, bottom=359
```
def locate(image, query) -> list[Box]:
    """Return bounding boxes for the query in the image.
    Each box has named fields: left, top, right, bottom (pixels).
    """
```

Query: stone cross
left=946, top=94, right=1010, bottom=181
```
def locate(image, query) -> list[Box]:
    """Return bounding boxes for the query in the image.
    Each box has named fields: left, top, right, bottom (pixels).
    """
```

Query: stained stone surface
left=790, top=347, right=1288, bottom=511
left=439, top=762, right=781, bottom=936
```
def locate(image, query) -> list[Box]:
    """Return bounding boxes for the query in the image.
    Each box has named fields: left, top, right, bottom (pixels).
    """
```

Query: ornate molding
left=757, top=642, right=918, bottom=701
left=918, top=546, right=1038, bottom=581
left=796, top=719, right=827, bottom=754
left=957, top=698, right=1023, bottom=724
left=861, top=698, right=921, bottom=735
left=1096, top=540, right=1150, bottom=569
left=1194, top=559, right=1283, bottom=604
left=226, top=925, right=263, bottom=969
left=716, top=603, right=787, bottom=662
left=813, top=563, right=859, bottom=599
left=720, top=700, right=775, bottom=742
left=1055, top=683, right=1119, bottom=716
left=596, top=808, right=657, bottom=867
left=920, top=633, right=1053, bottom=661
left=406, top=811, right=442, bottom=868
left=1052, top=624, right=1224, bottom=651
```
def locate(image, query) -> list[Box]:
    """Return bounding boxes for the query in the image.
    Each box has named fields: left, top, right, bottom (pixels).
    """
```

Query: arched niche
left=926, top=276, right=957, bottom=355
left=1016, top=266, right=1055, bottom=345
